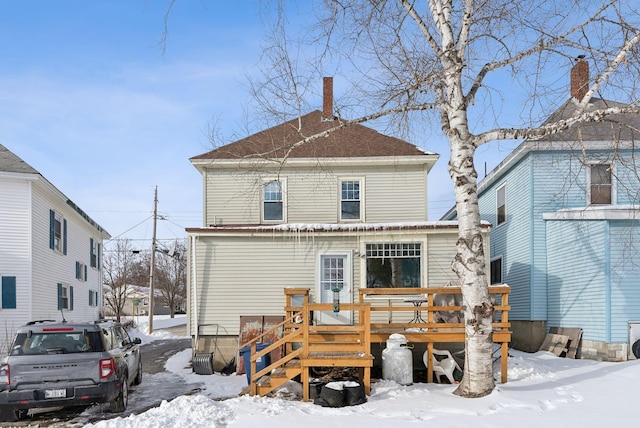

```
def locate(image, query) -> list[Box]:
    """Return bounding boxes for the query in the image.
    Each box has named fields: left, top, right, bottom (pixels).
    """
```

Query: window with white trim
left=263, top=180, right=284, bottom=222
left=365, top=243, right=421, bottom=288
left=49, top=210, right=67, bottom=254
left=76, top=262, right=87, bottom=281
left=340, top=179, right=361, bottom=220
left=589, top=163, right=612, bottom=205
left=496, top=184, right=506, bottom=226
left=57, top=283, right=73, bottom=311
left=490, top=257, right=503, bottom=284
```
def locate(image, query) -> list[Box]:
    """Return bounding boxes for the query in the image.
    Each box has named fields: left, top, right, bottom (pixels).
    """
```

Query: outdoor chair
left=426, top=348, right=463, bottom=384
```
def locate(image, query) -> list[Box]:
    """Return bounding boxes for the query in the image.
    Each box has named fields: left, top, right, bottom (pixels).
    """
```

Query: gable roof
left=536, top=97, right=640, bottom=143
left=0, top=143, right=39, bottom=174
left=191, top=110, right=434, bottom=161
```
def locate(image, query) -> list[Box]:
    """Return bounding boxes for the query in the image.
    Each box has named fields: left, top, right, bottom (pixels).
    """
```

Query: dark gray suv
left=0, top=319, right=142, bottom=422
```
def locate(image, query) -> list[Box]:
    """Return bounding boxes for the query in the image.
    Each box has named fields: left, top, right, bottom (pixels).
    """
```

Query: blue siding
left=609, top=221, right=640, bottom=342
left=546, top=220, right=607, bottom=342
left=479, top=156, right=533, bottom=319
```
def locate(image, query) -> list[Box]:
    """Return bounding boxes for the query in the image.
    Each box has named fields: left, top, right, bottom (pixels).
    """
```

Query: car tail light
left=99, top=358, right=115, bottom=379
left=0, top=364, right=9, bottom=386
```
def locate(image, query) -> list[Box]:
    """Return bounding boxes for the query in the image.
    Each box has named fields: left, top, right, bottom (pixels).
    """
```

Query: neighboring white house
left=186, top=78, right=491, bottom=368
left=0, top=144, right=110, bottom=354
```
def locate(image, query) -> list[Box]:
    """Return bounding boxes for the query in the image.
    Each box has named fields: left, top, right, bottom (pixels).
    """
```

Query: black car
left=0, top=319, right=142, bottom=422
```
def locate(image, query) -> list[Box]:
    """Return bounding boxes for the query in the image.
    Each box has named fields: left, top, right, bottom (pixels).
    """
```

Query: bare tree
left=249, top=0, right=640, bottom=397
left=155, top=240, right=187, bottom=318
left=103, top=239, right=137, bottom=322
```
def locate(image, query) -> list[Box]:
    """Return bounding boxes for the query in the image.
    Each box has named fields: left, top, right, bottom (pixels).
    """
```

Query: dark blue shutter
left=70, top=286, right=74, bottom=311
left=57, top=283, right=63, bottom=310
left=95, top=291, right=99, bottom=307
left=62, top=219, right=67, bottom=255
left=84, top=265, right=87, bottom=281
left=75, top=261, right=80, bottom=279
left=1, top=276, right=17, bottom=309
left=49, top=210, right=55, bottom=249
left=97, top=243, right=101, bottom=270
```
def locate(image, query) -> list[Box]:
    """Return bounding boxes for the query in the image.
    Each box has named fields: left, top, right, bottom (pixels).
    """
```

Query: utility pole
left=148, top=186, right=158, bottom=334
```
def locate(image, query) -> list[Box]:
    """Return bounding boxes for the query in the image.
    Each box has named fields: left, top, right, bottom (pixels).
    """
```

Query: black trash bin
left=239, top=343, right=271, bottom=383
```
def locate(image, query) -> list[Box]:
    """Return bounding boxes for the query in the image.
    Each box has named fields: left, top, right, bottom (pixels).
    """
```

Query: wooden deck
left=240, top=286, right=511, bottom=401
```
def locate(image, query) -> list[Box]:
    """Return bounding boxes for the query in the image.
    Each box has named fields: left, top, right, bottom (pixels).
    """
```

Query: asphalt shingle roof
left=0, top=144, right=39, bottom=174
left=191, top=110, right=431, bottom=160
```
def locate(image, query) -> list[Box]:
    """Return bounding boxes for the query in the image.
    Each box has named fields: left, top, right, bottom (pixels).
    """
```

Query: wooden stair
left=255, top=359, right=302, bottom=396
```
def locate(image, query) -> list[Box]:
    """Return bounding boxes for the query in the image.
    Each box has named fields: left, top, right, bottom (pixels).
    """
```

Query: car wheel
left=110, top=376, right=128, bottom=413
left=133, top=358, right=143, bottom=385
left=0, top=405, right=21, bottom=422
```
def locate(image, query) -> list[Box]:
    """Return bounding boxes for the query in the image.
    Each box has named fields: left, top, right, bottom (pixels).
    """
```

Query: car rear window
left=10, top=331, right=105, bottom=355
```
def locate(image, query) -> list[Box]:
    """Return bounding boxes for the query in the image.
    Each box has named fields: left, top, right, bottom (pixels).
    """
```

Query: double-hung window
left=340, top=179, right=362, bottom=220
left=496, top=184, right=506, bottom=226
left=57, top=283, right=73, bottom=311
left=589, top=163, right=613, bottom=205
left=90, top=238, right=100, bottom=269
left=263, top=180, right=284, bottom=222
left=365, top=243, right=421, bottom=288
left=76, top=262, right=87, bottom=281
left=49, top=210, right=67, bottom=254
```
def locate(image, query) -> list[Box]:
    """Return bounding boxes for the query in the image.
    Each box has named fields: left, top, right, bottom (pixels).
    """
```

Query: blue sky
left=0, top=1, right=526, bottom=248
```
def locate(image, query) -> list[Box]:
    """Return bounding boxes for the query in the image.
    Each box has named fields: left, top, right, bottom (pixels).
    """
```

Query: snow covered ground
left=85, top=315, right=639, bottom=428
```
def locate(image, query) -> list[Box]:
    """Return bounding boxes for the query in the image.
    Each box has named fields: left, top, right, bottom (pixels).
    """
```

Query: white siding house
left=0, top=144, right=110, bottom=354
left=186, top=78, right=490, bottom=368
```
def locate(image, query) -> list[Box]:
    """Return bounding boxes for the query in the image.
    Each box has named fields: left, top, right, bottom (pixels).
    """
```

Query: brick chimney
left=322, top=76, right=334, bottom=120
left=570, top=56, right=589, bottom=101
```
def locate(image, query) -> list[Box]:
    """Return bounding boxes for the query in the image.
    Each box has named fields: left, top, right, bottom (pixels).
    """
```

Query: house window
left=57, top=283, right=74, bottom=311
left=340, top=179, right=361, bottom=220
left=496, top=185, right=506, bottom=226
left=90, top=238, right=100, bottom=269
left=76, top=262, right=87, bottom=281
left=589, top=163, right=612, bottom=205
left=49, top=210, right=67, bottom=254
left=365, top=243, right=421, bottom=288
left=490, top=257, right=503, bottom=284
left=89, top=290, right=99, bottom=307
left=1, top=276, right=17, bottom=309
left=263, top=180, right=284, bottom=222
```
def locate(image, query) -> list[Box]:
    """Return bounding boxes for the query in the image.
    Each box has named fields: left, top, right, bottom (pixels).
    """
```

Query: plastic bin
left=239, top=342, right=271, bottom=383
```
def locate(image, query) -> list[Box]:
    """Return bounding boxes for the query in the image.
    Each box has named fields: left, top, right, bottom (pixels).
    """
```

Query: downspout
left=191, top=234, right=199, bottom=351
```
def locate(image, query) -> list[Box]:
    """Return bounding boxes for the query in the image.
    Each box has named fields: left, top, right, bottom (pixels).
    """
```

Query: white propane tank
left=381, top=333, right=413, bottom=385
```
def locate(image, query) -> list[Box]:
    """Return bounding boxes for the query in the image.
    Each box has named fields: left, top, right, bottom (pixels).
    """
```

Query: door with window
left=317, top=253, right=352, bottom=325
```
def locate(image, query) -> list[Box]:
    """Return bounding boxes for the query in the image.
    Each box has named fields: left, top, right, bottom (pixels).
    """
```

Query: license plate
left=45, top=389, right=66, bottom=399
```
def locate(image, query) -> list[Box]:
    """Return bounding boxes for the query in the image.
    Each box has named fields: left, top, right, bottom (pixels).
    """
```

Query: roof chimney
left=322, top=76, right=334, bottom=120
left=570, top=56, right=589, bottom=101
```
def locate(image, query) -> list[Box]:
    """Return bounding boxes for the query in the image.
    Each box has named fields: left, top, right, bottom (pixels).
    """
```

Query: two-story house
left=444, top=60, right=640, bottom=361
left=186, top=78, right=491, bottom=369
left=0, top=144, right=109, bottom=355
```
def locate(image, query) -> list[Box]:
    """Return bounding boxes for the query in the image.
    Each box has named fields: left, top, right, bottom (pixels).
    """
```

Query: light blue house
left=443, top=60, right=640, bottom=361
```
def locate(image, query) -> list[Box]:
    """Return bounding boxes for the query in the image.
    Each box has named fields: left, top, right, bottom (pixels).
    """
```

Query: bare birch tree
left=155, top=240, right=187, bottom=318
left=103, top=239, right=137, bottom=322
left=250, top=0, right=640, bottom=397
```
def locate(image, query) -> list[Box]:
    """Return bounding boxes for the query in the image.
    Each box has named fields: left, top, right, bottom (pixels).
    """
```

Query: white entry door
left=317, top=253, right=352, bottom=325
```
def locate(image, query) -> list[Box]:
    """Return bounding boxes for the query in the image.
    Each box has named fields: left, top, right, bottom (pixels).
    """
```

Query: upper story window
left=365, top=243, right=421, bottom=288
left=496, top=184, right=506, bottom=226
left=589, top=163, right=613, bottom=205
left=90, top=238, right=100, bottom=269
left=490, top=256, right=503, bottom=284
left=340, top=179, right=362, bottom=220
left=263, top=180, right=284, bottom=222
left=49, top=210, right=67, bottom=254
